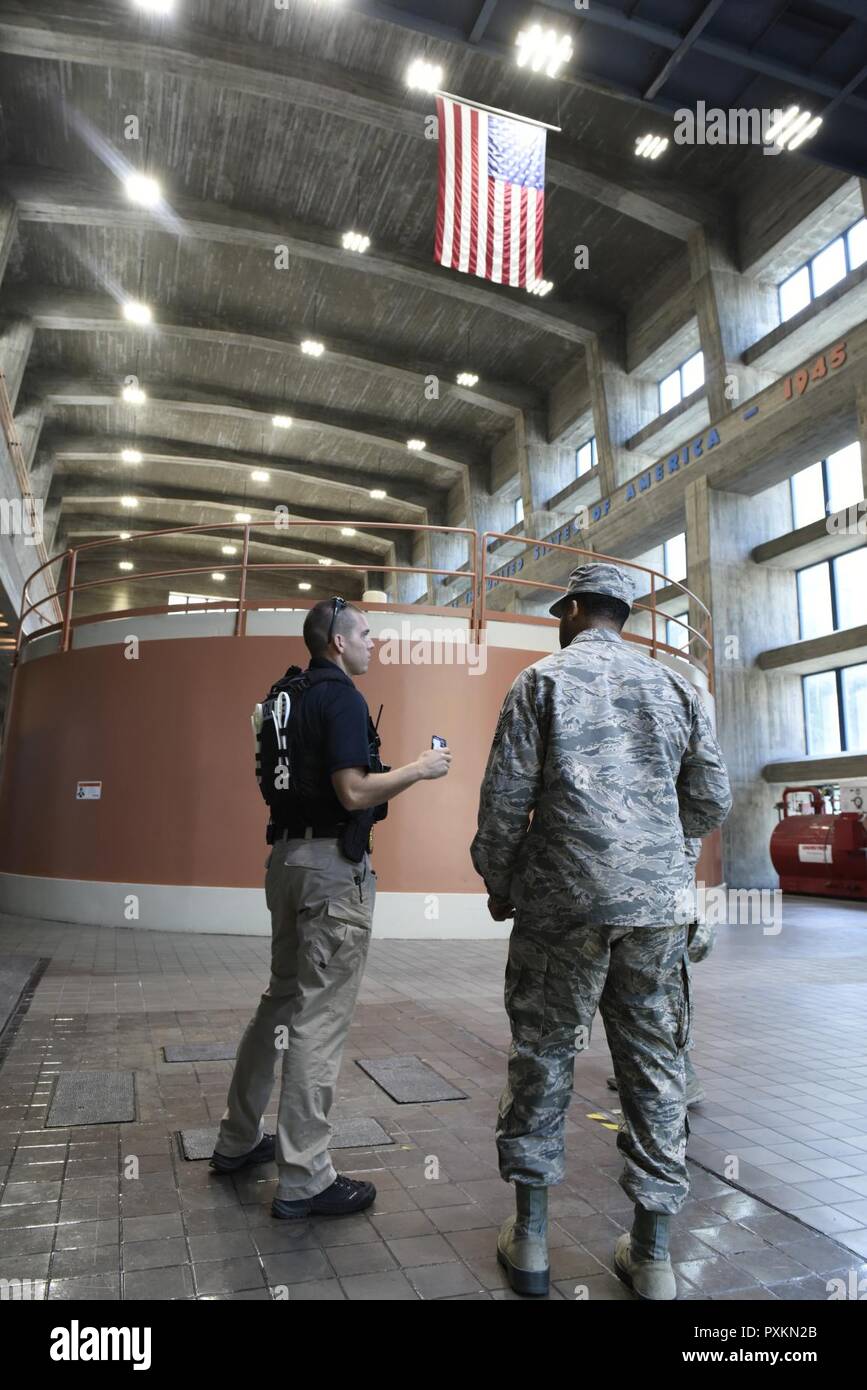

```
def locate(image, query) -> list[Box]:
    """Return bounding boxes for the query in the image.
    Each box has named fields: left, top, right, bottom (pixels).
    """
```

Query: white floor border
left=0, top=872, right=509, bottom=940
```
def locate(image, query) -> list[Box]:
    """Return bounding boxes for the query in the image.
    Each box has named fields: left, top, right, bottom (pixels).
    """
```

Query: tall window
left=779, top=217, right=867, bottom=322
left=663, top=532, right=687, bottom=584
left=658, top=351, right=704, bottom=413
left=514, top=495, right=524, bottom=526
left=666, top=612, right=689, bottom=652
left=797, top=550, right=867, bottom=640
left=790, top=442, right=863, bottom=528
left=576, top=436, right=597, bottom=477
left=804, top=664, right=867, bottom=754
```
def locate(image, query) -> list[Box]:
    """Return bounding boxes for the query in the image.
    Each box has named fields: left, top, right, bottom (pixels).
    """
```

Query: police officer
left=211, top=598, right=451, bottom=1219
left=471, top=563, right=731, bottom=1300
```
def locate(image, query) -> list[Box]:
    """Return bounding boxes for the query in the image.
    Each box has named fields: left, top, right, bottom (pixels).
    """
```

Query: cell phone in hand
left=431, top=735, right=448, bottom=749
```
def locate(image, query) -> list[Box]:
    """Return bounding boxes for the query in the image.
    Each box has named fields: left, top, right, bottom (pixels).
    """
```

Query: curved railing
left=17, top=520, right=714, bottom=691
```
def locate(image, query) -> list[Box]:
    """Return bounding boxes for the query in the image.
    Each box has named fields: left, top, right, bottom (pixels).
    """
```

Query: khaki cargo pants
left=216, top=834, right=375, bottom=1199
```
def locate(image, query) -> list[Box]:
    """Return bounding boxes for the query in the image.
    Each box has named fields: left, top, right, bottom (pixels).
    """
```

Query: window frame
left=778, top=216, right=867, bottom=321
left=657, top=351, right=705, bottom=415
left=575, top=435, right=597, bottom=478
left=802, top=669, right=845, bottom=755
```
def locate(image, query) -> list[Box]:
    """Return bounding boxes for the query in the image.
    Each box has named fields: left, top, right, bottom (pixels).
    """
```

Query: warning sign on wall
left=75, top=782, right=102, bottom=800
left=798, top=844, right=832, bottom=864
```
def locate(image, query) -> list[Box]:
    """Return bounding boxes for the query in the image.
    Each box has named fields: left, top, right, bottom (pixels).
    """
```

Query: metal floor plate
left=46, top=1071, right=136, bottom=1127
left=179, top=1116, right=394, bottom=1161
left=163, top=1043, right=237, bottom=1063
left=0, top=955, right=43, bottom=1039
left=355, top=1055, right=467, bottom=1103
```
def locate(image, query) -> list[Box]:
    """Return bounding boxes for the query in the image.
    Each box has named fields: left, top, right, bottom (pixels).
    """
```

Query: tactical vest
left=252, top=664, right=388, bottom=861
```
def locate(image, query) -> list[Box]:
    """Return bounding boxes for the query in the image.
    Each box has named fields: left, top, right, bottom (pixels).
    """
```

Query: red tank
left=770, top=786, right=867, bottom=901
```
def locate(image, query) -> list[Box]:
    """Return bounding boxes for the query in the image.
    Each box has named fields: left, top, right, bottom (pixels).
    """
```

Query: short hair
left=575, top=592, right=630, bottom=630
left=303, top=598, right=362, bottom=657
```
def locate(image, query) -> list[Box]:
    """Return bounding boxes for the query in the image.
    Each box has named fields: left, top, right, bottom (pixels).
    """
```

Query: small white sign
left=75, top=781, right=102, bottom=801
left=840, top=785, right=866, bottom=813
left=798, top=843, right=832, bottom=864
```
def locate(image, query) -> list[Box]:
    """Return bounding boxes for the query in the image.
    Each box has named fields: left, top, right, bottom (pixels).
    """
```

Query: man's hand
left=487, top=896, right=514, bottom=921
left=415, top=748, right=452, bottom=780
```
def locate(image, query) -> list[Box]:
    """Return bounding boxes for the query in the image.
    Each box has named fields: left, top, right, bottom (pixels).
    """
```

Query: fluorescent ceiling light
left=221, top=545, right=237, bottom=555
left=341, top=527, right=356, bottom=536
left=124, top=172, right=161, bottom=206
left=298, top=582, right=312, bottom=591
left=635, top=133, right=668, bottom=160
left=250, top=469, right=270, bottom=482
left=515, top=25, right=573, bottom=79
left=271, top=415, right=292, bottom=428
left=122, top=384, right=147, bottom=404
left=342, top=230, right=370, bottom=254
left=120, top=496, right=138, bottom=508
left=457, top=371, right=479, bottom=387
left=527, top=278, right=553, bottom=297
left=118, top=560, right=134, bottom=571
left=234, top=511, right=252, bottom=523
left=120, top=449, right=143, bottom=463
left=301, top=339, right=325, bottom=357
left=122, top=300, right=152, bottom=324
left=369, top=488, right=387, bottom=499
left=211, top=572, right=226, bottom=581
left=407, top=438, right=426, bottom=451
left=406, top=59, right=443, bottom=93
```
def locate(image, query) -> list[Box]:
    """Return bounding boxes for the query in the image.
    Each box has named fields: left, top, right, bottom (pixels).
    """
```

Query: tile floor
left=0, top=895, right=865, bottom=1301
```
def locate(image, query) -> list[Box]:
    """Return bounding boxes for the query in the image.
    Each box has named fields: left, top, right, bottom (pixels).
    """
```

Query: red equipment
left=770, top=785, right=867, bottom=901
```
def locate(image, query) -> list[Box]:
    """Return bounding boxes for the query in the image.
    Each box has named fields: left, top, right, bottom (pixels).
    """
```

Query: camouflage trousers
left=498, top=919, right=691, bottom=1215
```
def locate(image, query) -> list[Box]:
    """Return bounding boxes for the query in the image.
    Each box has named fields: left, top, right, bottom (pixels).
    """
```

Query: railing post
left=61, top=549, right=76, bottom=653
left=650, top=575, right=658, bottom=661
left=235, top=525, right=251, bottom=637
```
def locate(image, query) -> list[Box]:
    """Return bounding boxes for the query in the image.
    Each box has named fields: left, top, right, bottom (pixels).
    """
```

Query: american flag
left=434, top=94, right=546, bottom=289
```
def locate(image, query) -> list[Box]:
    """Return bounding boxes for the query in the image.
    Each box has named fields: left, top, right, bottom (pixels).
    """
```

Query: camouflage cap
left=549, top=561, right=637, bottom=617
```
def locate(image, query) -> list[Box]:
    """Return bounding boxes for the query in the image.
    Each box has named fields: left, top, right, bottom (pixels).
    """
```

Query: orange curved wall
left=0, top=635, right=722, bottom=893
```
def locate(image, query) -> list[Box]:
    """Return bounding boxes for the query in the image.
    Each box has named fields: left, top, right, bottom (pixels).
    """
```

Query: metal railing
left=17, top=521, right=714, bottom=691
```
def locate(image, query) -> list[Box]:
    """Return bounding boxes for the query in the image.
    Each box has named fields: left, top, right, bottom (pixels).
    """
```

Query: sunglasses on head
left=327, top=595, right=347, bottom=644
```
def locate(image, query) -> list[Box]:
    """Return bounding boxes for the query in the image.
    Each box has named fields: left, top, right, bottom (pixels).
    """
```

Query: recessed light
left=634, top=134, right=668, bottom=160
left=211, top=572, right=226, bottom=581
left=342, top=230, right=370, bottom=254
left=407, top=438, right=426, bottom=451
left=298, top=582, right=312, bottom=591
left=250, top=469, right=270, bottom=482
left=234, top=512, right=252, bottom=523
left=341, top=527, right=356, bottom=537
left=301, top=339, right=325, bottom=357
left=122, top=383, right=147, bottom=405
left=123, top=300, right=152, bottom=324
left=124, top=172, right=161, bottom=206
left=515, top=25, right=573, bottom=79
left=271, top=415, right=292, bottom=428
left=406, top=59, right=443, bottom=93
left=120, top=449, right=143, bottom=463
left=457, top=371, right=479, bottom=387
left=369, top=488, right=387, bottom=500
left=221, top=544, right=237, bottom=556
left=120, top=496, right=138, bottom=508
left=119, top=560, right=134, bottom=571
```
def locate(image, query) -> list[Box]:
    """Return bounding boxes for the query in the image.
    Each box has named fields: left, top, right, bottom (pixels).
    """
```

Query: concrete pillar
left=0, top=319, right=35, bottom=414
left=688, top=227, right=779, bottom=419
left=514, top=410, right=581, bottom=540
left=586, top=331, right=658, bottom=496
left=685, top=474, right=803, bottom=889
left=0, top=198, right=17, bottom=285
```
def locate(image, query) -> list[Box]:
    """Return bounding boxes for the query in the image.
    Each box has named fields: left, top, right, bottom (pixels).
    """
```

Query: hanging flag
left=434, top=94, right=547, bottom=289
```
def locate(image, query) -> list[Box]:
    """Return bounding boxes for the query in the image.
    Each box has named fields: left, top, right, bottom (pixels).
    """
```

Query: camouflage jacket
left=470, top=629, right=732, bottom=927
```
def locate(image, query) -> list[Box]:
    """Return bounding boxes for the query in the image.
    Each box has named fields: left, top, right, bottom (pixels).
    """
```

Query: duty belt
left=276, top=824, right=346, bottom=840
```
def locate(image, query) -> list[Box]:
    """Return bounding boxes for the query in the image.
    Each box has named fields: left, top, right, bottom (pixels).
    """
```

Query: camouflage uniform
left=471, top=609, right=731, bottom=1214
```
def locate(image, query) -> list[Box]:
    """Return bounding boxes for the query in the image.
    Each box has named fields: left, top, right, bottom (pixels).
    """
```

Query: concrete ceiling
left=0, top=0, right=862, bottom=627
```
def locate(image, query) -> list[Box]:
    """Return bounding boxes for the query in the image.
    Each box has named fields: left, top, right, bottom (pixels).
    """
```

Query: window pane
left=842, top=663, right=867, bottom=751
left=576, top=441, right=593, bottom=476
left=664, top=532, right=687, bottom=583
left=779, top=265, right=810, bottom=321
left=659, top=369, right=681, bottom=413
left=590, top=436, right=598, bottom=468
left=833, top=549, right=867, bottom=630
left=666, top=612, right=689, bottom=652
left=811, top=237, right=847, bottom=296
left=803, top=671, right=841, bottom=755
left=826, top=441, right=863, bottom=514
left=514, top=496, right=524, bottom=525
left=791, top=461, right=825, bottom=528
left=797, top=562, right=834, bottom=640
left=848, top=217, right=867, bottom=271
left=681, top=351, right=705, bottom=396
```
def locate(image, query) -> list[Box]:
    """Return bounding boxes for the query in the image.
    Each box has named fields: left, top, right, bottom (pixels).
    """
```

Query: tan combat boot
left=614, top=1208, right=677, bottom=1301
left=496, top=1185, right=550, bottom=1296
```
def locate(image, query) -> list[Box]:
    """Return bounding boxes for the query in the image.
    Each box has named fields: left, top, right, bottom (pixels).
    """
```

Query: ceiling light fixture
left=211, top=572, right=226, bottom=581
left=407, top=438, right=426, bottom=451
left=118, top=531, right=131, bottom=539
left=134, top=0, right=175, bottom=14
left=341, top=527, right=356, bottom=537
left=234, top=511, right=252, bottom=523
left=120, top=496, right=139, bottom=508
left=301, top=339, right=325, bottom=357
left=120, top=449, right=143, bottom=463
left=221, top=545, right=237, bottom=556
left=457, top=371, right=479, bottom=387
left=527, top=278, right=553, bottom=297
left=119, top=560, right=134, bottom=571
left=342, top=230, right=370, bottom=254
left=634, top=133, right=668, bottom=160
left=298, top=582, right=312, bottom=591
left=764, top=106, right=822, bottom=151
left=122, top=383, right=147, bottom=405
left=406, top=59, right=443, bottom=93
left=515, top=25, right=573, bottom=79
left=318, top=557, right=333, bottom=566
left=124, top=172, right=162, bottom=206
left=271, top=415, right=292, bottom=428
left=122, top=300, right=153, bottom=324
left=250, top=469, right=270, bottom=482
left=369, top=488, right=387, bottom=500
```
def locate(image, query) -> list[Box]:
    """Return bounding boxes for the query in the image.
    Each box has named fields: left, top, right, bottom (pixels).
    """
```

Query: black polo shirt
left=286, top=658, right=372, bottom=827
